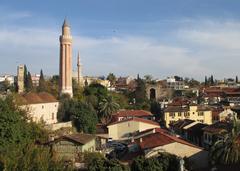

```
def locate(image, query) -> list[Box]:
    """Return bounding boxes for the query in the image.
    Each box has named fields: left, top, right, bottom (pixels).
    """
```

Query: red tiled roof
left=52, top=133, right=95, bottom=145
left=202, top=121, right=232, bottom=134
left=17, top=92, right=58, bottom=105
left=136, top=131, right=201, bottom=150
left=108, top=117, right=159, bottom=126
left=113, top=110, right=152, bottom=117
left=134, top=128, right=168, bottom=137
left=164, top=106, right=188, bottom=112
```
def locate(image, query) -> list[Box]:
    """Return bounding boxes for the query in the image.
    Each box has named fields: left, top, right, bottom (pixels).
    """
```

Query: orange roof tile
left=108, top=117, right=159, bottom=126
left=113, top=110, right=152, bottom=117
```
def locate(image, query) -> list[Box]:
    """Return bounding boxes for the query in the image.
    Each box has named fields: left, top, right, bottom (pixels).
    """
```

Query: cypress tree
left=236, top=76, right=238, bottom=83
left=38, top=69, right=46, bottom=92
left=205, top=76, right=208, bottom=86
left=24, top=65, right=28, bottom=91
left=26, top=72, right=33, bottom=92
left=210, top=75, right=214, bottom=85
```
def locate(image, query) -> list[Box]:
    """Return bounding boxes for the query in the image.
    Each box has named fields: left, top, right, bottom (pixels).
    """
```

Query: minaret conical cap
left=63, top=18, right=70, bottom=27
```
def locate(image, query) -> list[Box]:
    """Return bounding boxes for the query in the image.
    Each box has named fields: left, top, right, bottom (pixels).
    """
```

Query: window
left=198, top=111, right=204, bottom=116
left=42, top=105, right=44, bottom=109
left=169, top=112, right=175, bottom=117
left=52, top=113, right=54, bottom=120
left=128, top=123, right=130, bottom=127
left=178, top=112, right=181, bottom=117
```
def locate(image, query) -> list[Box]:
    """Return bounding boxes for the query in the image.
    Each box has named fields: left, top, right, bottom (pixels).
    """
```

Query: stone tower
left=17, top=64, right=24, bottom=93
left=77, top=51, right=83, bottom=86
left=59, top=19, right=73, bottom=97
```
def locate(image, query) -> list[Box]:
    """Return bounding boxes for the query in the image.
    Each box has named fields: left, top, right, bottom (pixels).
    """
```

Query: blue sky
left=1, top=0, right=240, bottom=80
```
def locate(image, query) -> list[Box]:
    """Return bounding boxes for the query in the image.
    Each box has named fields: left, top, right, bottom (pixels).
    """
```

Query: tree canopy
left=0, top=96, right=72, bottom=170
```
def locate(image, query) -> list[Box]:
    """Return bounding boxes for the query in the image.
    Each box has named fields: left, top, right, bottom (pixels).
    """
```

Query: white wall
left=21, top=102, right=59, bottom=125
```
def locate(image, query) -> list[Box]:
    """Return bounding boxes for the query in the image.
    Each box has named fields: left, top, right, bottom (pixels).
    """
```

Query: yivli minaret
left=59, top=19, right=73, bottom=97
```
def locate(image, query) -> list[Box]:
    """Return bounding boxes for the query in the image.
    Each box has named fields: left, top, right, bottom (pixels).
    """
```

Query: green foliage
left=0, top=79, right=10, bottom=92
left=72, top=79, right=84, bottom=100
left=134, top=77, right=147, bottom=104
left=110, top=92, right=129, bottom=109
left=47, top=75, right=59, bottom=98
left=99, top=96, right=120, bottom=125
left=209, top=116, right=240, bottom=166
left=26, top=71, right=33, bottom=92
left=38, top=69, right=47, bottom=92
left=131, top=153, right=180, bottom=171
left=0, top=96, right=72, bottom=171
left=57, top=96, right=98, bottom=133
left=72, top=101, right=98, bottom=133
left=57, top=95, right=75, bottom=121
left=107, top=73, right=116, bottom=87
left=85, top=152, right=129, bottom=171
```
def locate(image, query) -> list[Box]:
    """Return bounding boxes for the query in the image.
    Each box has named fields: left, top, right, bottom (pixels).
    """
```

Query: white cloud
left=0, top=17, right=240, bottom=80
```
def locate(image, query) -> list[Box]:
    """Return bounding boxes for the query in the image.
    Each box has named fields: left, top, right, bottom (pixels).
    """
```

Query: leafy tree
left=72, top=78, right=84, bottom=101
left=131, top=153, right=180, bottom=171
left=72, top=101, right=98, bottom=133
left=99, top=96, right=120, bottom=125
left=38, top=69, right=47, bottom=92
left=209, top=116, right=240, bottom=166
left=57, top=95, right=74, bottom=122
left=83, top=83, right=108, bottom=112
left=85, top=152, right=129, bottom=171
left=0, top=96, right=74, bottom=170
left=110, top=92, right=129, bottom=109
left=188, top=78, right=200, bottom=88
left=0, top=79, right=10, bottom=92
left=150, top=101, right=162, bottom=122
left=107, top=73, right=116, bottom=87
left=144, top=75, right=153, bottom=83
left=47, top=75, right=59, bottom=98
left=135, top=78, right=146, bottom=103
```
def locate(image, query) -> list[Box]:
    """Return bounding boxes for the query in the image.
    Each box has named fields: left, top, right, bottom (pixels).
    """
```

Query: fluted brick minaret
left=59, top=19, right=73, bottom=97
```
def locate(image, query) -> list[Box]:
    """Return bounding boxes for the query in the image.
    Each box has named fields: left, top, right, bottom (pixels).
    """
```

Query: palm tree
left=209, top=115, right=240, bottom=165
left=99, top=96, right=119, bottom=125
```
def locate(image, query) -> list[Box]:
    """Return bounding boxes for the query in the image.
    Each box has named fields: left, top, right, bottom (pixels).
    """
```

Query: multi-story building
left=166, top=76, right=185, bottom=90
left=31, top=74, right=40, bottom=87
left=164, top=104, right=212, bottom=127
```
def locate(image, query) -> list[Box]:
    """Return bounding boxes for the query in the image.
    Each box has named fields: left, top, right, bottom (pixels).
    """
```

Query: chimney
left=153, top=128, right=156, bottom=133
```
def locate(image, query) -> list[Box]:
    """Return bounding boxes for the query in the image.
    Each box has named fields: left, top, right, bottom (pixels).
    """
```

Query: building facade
left=164, top=104, right=212, bottom=127
left=18, top=92, right=59, bottom=125
left=107, top=117, right=159, bottom=140
left=17, top=65, right=24, bottom=93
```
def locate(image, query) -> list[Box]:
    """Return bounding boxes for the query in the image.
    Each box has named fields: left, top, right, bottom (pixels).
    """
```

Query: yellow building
left=107, top=117, right=160, bottom=140
left=164, top=104, right=212, bottom=127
